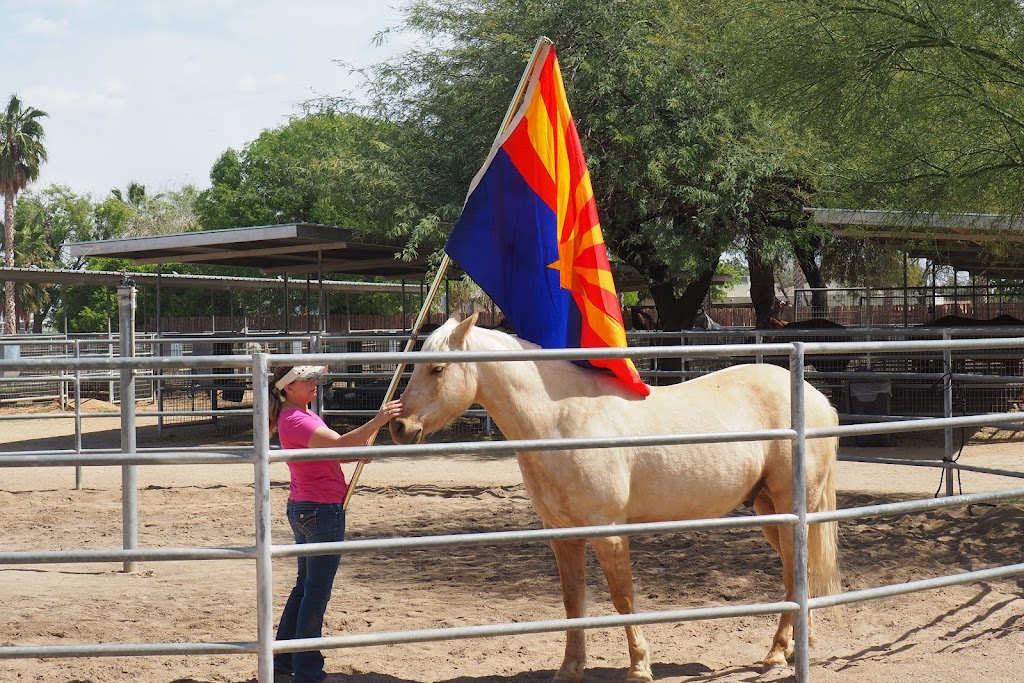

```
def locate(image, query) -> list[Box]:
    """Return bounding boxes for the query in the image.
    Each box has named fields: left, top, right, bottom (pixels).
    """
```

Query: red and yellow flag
left=445, top=43, right=649, bottom=397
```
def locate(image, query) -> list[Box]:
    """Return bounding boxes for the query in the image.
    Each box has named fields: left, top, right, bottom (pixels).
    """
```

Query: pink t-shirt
left=278, top=408, right=349, bottom=503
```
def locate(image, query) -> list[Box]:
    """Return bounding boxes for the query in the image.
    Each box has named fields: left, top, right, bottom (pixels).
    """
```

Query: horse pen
left=2, top=333, right=1024, bottom=683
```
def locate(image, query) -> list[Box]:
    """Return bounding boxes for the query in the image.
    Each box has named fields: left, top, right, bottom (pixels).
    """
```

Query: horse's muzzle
left=389, top=417, right=423, bottom=445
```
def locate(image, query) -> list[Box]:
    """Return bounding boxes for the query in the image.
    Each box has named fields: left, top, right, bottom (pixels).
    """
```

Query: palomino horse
left=390, top=314, right=840, bottom=681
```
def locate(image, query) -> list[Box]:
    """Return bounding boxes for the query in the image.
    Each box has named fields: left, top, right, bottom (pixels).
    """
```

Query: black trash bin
left=848, top=375, right=892, bottom=447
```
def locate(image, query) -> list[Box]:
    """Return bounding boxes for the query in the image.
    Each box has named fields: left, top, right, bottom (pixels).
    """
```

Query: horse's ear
left=450, top=311, right=480, bottom=347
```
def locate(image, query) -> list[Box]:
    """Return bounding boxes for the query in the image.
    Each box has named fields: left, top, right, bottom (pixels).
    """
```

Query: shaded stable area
left=1, top=223, right=448, bottom=436
left=67, top=223, right=444, bottom=432
left=65, top=222, right=443, bottom=335
left=626, top=323, right=1024, bottom=444
left=6, top=215, right=1024, bottom=440
left=798, top=209, right=1024, bottom=427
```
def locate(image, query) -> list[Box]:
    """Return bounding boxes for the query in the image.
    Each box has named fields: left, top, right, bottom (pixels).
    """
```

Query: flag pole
left=343, top=36, right=553, bottom=510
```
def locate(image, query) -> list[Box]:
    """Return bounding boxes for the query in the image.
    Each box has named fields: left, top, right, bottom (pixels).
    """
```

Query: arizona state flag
left=445, top=43, right=649, bottom=397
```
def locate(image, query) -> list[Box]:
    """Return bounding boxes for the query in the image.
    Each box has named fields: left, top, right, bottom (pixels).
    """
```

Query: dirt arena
left=2, top=405, right=1023, bottom=683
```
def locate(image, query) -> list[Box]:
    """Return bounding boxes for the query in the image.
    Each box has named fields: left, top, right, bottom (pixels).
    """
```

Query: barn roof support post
left=421, top=278, right=427, bottom=324
left=305, top=274, right=312, bottom=334
left=953, top=269, right=960, bottom=314
left=401, top=279, right=407, bottom=332
left=903, top=252, right=909, bottom=328
left=156, top=267, right=164, bottom=440
left=156, top=266, right=162, bottom=337
left=930, top=262, right=937, bottom=319
left=283, top=274, right=290, bottom=335
left=318, top=250, right=326, bottom=334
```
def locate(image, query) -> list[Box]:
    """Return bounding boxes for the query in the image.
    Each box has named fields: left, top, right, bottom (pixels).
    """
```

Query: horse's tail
left=807, top=435, right=841, bottom=604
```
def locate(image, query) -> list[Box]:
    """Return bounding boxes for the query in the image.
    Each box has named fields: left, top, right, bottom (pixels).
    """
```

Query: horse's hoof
left=552, top=667, right=584, bottom=683
left=626, top=672, right=654, bottom=682
left=755, top=666, right=794, bottom=682
left=761, top=654, right=787, bottom=672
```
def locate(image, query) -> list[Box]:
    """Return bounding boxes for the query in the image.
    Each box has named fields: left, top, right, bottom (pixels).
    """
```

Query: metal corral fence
left=0, top=335, right=155, bottom=406
left=7, top=323, right=1024, bottom=449
left=0, top=330, right=494, bottom=442
left=634, top=324, right=1024, bottom=436
left=2, top=339, right=1024, bottom=683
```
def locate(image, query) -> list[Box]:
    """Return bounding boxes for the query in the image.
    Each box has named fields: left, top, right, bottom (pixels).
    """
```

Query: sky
left=4, top=0, right=416, bottom=199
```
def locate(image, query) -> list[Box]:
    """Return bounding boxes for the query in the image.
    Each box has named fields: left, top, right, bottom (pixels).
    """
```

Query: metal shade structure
left=66, top=221, right=656, bottom=291
left=54, top=224, right=441, bottom=335
left=810, top=208, right=1024, bottom=277
left=0, top=267, right=404, bottom=293
left=67, top=223, right=432, bottom=277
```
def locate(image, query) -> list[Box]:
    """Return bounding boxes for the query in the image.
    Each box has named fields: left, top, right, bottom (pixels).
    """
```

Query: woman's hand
left=312, top=399, right=405, bottom=450
left=374, top=399, right=403, bottom=426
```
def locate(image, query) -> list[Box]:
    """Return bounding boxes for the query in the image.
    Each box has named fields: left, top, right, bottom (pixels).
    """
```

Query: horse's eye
left=431, top=365, right=444, bottom=376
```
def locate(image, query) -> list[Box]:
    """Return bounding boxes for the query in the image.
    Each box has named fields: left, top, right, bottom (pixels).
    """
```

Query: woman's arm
left=306, top=399, right=403, bottom=454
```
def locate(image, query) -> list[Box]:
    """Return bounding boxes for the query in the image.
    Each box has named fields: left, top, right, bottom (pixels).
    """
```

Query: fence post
left=118, top=280, right=139, bottom=573
left=311, top=333, right=323, bottom=415
left=74, top=340, right=83, bottom=490
left=252, top=353, right=274, bottom=683
left=789, top=341, right=811, bottom=683
left=943, top=331, right=955, bottom=497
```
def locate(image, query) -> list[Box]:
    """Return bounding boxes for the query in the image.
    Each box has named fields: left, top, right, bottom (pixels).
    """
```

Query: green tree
left=0, top=94, right=48, bottom=333
left=12, top=186, right=94, bottom=330
left=130, top=185, right=200, bottom=236
left=111, top=181, right=151, bottom=209
left=107, top=182, right=200, bottom=237
left=353, top=0, right=818, bottom=329
left=197, top=112, right=405, bottom=238
left=726, top=0, right=1024, bottom=214
left=10, top=199, right=56, bottom=331
left=90, top=196, right=134, bottom=247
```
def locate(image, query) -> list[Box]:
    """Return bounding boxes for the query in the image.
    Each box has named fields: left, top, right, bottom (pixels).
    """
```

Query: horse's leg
left=550, top=538, right=588, bottom=682
left=754, top=490, right=782, bottom=556
left=754, top=490, right=807, bottom=669
left=590, top=535, right=653, bottom=681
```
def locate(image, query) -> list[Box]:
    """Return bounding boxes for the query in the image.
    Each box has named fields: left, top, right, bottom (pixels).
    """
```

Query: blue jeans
left=274, top=500, right=345, bottom=683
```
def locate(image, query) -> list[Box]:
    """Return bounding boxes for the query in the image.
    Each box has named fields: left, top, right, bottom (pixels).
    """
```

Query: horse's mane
left=423, top=317, right=640, bottom=401
left=422, top=317, right=531, bottom=353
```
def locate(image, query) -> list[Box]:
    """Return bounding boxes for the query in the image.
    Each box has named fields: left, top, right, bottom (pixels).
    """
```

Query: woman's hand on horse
left=376, top=399, right=403, bottom=424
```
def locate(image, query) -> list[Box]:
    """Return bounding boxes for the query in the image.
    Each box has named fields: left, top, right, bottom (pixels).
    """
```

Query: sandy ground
left=1, top=405, right=1023, bottom=683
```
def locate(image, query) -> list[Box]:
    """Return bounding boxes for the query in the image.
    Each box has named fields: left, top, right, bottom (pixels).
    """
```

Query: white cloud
left=10, top=0, right=416, bottom=198
left=234, top=71, right=291, bottom=93
left=19, top=16, right=71, bottom=38
left=21, top=85, right=128, bottom=114
left=100, top=79, right=130, bottom=95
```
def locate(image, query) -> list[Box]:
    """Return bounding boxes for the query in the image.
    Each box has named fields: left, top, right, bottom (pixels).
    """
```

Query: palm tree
left=111, top=181, right=153, bottom=209
left=0, top=94, right=48, bottom=334
left=12, top=197, right=58, bottom=331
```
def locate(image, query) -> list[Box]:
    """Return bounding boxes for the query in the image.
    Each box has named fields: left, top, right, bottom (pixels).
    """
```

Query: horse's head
left=390, top=312, right=483, bottom=445
left=693, top=307, right=722, bottom=330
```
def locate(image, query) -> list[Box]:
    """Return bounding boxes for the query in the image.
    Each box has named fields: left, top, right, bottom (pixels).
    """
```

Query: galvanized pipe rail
left=2, top=336, right=1024, bottom=682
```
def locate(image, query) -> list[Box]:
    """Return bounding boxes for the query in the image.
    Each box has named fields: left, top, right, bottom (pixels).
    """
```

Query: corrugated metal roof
left=0, top=267, right=404, bottom=293
left=67, top=223, right=433, bottom=278
left=810, top=208, right=1024, bottom=276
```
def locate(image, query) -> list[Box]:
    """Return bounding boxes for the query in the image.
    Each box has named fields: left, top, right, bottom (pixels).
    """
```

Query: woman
left=268, top=365, right=402, bottom=683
